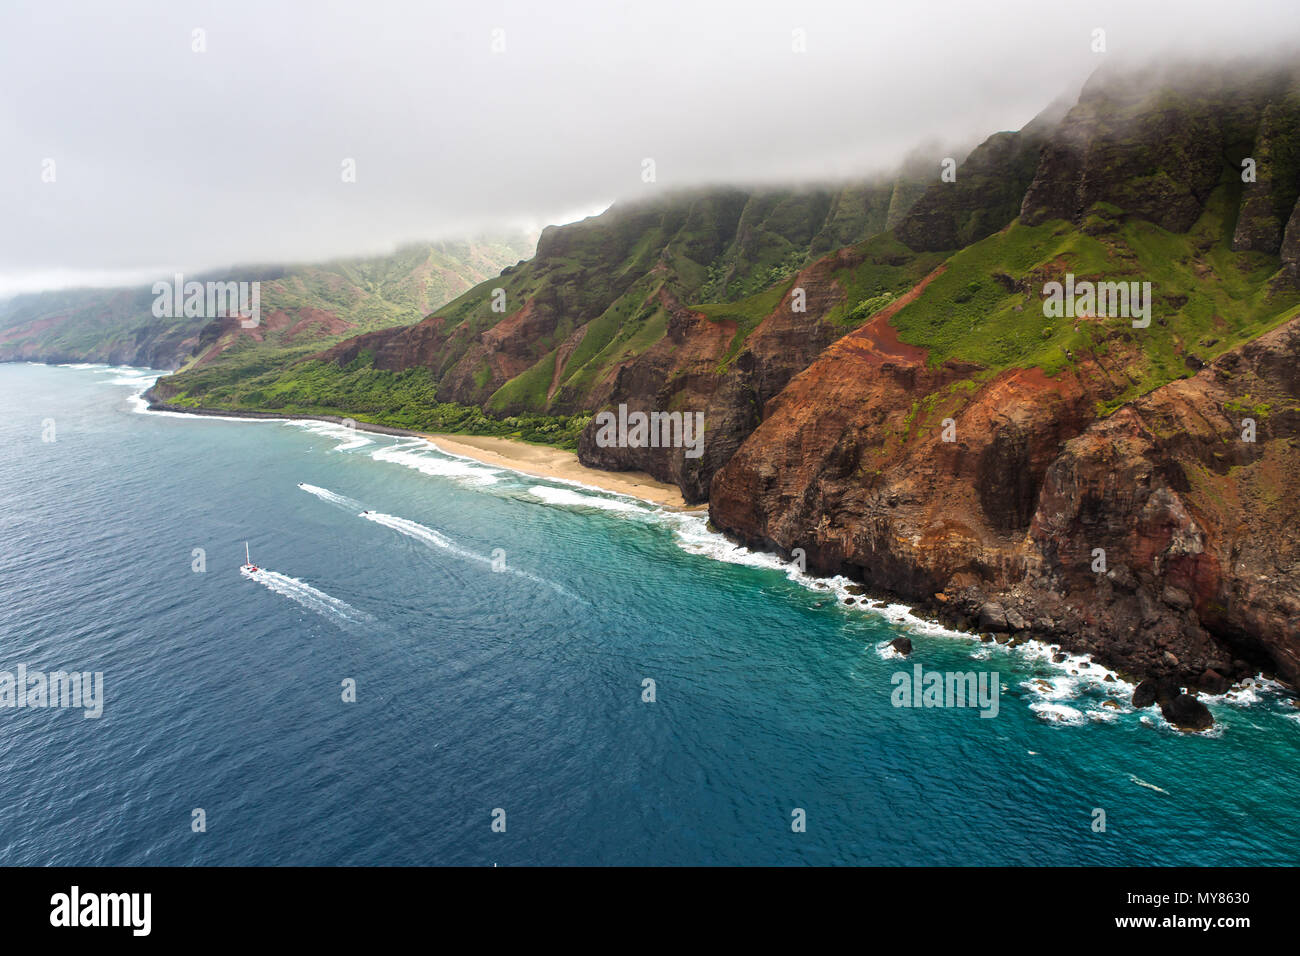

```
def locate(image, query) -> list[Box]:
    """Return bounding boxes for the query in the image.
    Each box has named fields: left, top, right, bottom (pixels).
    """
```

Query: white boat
left=240, top=541, right=260, bottom=576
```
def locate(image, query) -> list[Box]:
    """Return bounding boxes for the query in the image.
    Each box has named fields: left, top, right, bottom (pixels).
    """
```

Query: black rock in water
left=1161, top=693, right=1214, bottom=732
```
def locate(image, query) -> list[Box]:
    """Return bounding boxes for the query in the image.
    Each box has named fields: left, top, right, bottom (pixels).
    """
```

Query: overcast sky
left=2, top=0, right=1297, bottom=296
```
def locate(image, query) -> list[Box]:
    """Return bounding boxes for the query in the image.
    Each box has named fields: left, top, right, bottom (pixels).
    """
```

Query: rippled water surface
left=0, top=363, right=1296, bottom=865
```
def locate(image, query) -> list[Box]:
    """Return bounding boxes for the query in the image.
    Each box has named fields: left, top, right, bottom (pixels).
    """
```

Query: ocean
left=1, top=362, right=1297, bottom=866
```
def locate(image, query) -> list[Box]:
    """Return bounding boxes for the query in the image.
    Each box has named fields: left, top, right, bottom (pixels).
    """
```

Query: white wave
left=134, top=403, right=282, bottom=422
left=1021, top=675, right=1080, bottom=701
left=289, top=420, right=373, bottom=451
left=662, top=510, right=968, bottom=641
left=1029, top=701, right=1086, bottom=724
left=1205, top=677, right=1291, bottom=708
left=371, top=442, right=500, bottom=484
left=297, top=483, right=363, bottom=510
left=874, top=641, right=907, bottom=660
left=669, top=508, right=1149, bottom=722
left=243, top=568, right=374, bottom=626
left=665, top=511, right=792, bottom=572
left=108, top=373, right=159, bottom=387
left=525, top=485, right=644, bottom=513
left=58, top=362, right=105, bottom=369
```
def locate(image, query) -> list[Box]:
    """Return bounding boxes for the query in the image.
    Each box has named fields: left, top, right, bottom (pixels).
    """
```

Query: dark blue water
left=1, top=363, right=1297, bottom=866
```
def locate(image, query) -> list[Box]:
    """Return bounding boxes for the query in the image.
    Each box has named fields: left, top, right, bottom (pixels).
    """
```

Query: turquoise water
left=0, top=362, right=1297, bottom=866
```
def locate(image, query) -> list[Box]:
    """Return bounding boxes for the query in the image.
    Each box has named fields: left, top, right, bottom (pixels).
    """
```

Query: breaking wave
left=524, top=485, right=645, bottom=513
left=371, top=440, right=500, bottom=484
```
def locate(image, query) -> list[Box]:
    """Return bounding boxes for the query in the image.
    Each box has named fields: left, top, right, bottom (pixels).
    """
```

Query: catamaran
left=240, top=541, right=260, bottom=576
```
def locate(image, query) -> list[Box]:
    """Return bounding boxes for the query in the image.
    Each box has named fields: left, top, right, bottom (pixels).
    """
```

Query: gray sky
left=2, top=0, right=1297, bottom=296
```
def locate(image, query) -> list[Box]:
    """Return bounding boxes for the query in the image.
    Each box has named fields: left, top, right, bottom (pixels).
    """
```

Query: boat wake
left=243, top=567, right=375, bottom=627
left=299, top=481, right=579, bottom=599
left=361, top=511, right=483, bottom=564
left=361, top=510, right=580, bottom=601
left=297, top=483, right=363, bottom=510
left=1129, top=774, right=1170, bottom=794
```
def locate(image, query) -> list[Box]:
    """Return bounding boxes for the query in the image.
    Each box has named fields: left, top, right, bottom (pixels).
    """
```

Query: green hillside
left=0, top=237, right=534, bottom=369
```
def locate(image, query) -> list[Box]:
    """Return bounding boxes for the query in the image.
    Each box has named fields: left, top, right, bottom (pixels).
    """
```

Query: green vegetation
left=0, top=237, right=534, bottom=369
left=885, top=181, right=1300, bottom=412
left=158, top=357, right=592, bottom=449
left=823, top=234, right=946, bottom=326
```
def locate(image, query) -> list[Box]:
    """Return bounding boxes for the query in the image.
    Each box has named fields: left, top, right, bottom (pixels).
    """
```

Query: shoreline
left=142, top=390, right=698, bottom=509
left=129, top=387, right=1290, bottom=710
left=63, top=376, right=1298, bottom=712
left=419, top=433, right=698, bottom=509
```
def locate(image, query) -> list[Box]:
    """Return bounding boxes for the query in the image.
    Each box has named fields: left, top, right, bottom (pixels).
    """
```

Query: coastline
left=142, top=389, right=697, bottom=509
left=419, top=433, right=697, bottom=510
left=129, top=386, right=1283, bottom=715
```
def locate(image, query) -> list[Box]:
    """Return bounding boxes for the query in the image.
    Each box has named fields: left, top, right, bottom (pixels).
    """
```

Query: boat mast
left=245, top=541, right=251, bottom=565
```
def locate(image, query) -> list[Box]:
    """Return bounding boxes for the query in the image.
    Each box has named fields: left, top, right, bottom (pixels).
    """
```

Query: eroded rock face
left=575, top=248, right=860, bottom=502
left=710, top=315, right=1300, bottom=692
left=1025, top=319, right=1300, bottom=685
left=894, top=117, right=1058, bottom=253
left=1020, top=64, right=1298, bottom=234
left=1282, top=195, right=1300, bottom=285
left=1232, top=93, right=1300, bottom=255
left=709, top=260, right=1114, bottom=595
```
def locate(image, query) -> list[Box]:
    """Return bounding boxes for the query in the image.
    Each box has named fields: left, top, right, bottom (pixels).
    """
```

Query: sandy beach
left=420, top=433, right=702, bottom=510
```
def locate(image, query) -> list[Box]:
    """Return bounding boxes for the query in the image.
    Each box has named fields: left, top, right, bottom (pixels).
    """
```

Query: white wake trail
left=361, top=511, right=486, bottom=565
left=298, top=483, right=363, bottom=510
left=361, top=511, right=580, bottom=601
left=244, top=568, right=374, bottom=626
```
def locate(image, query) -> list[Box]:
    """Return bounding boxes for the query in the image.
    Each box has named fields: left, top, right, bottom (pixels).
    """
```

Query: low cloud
left=2, top=0, right=1296, bottom=295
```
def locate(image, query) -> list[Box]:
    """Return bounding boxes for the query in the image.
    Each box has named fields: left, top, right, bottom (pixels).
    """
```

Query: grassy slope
left=157, top=348, right=593, bottom=449
left=163, top=227, right=946, bottom=441
left=155, top=176, right=922, bottom=428
left=882, top=181, right=1300, bottom=433
left=163, top=179, right=1300, bottom=454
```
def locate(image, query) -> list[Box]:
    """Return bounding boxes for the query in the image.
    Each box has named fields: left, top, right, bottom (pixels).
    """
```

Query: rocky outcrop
left=894, top=95, right=1066, bottom=253
left=1021, top=63, right=1299, bottom=233
left=711, top=311, right=1300, bottom=695
left=1232, top=90, right=1300, bottom=254
left=575, top=244, right=896, bottom=502
left=1282, top=194, right=1300, bottom=285
left=1023, top=318, right=1300, bottom=684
